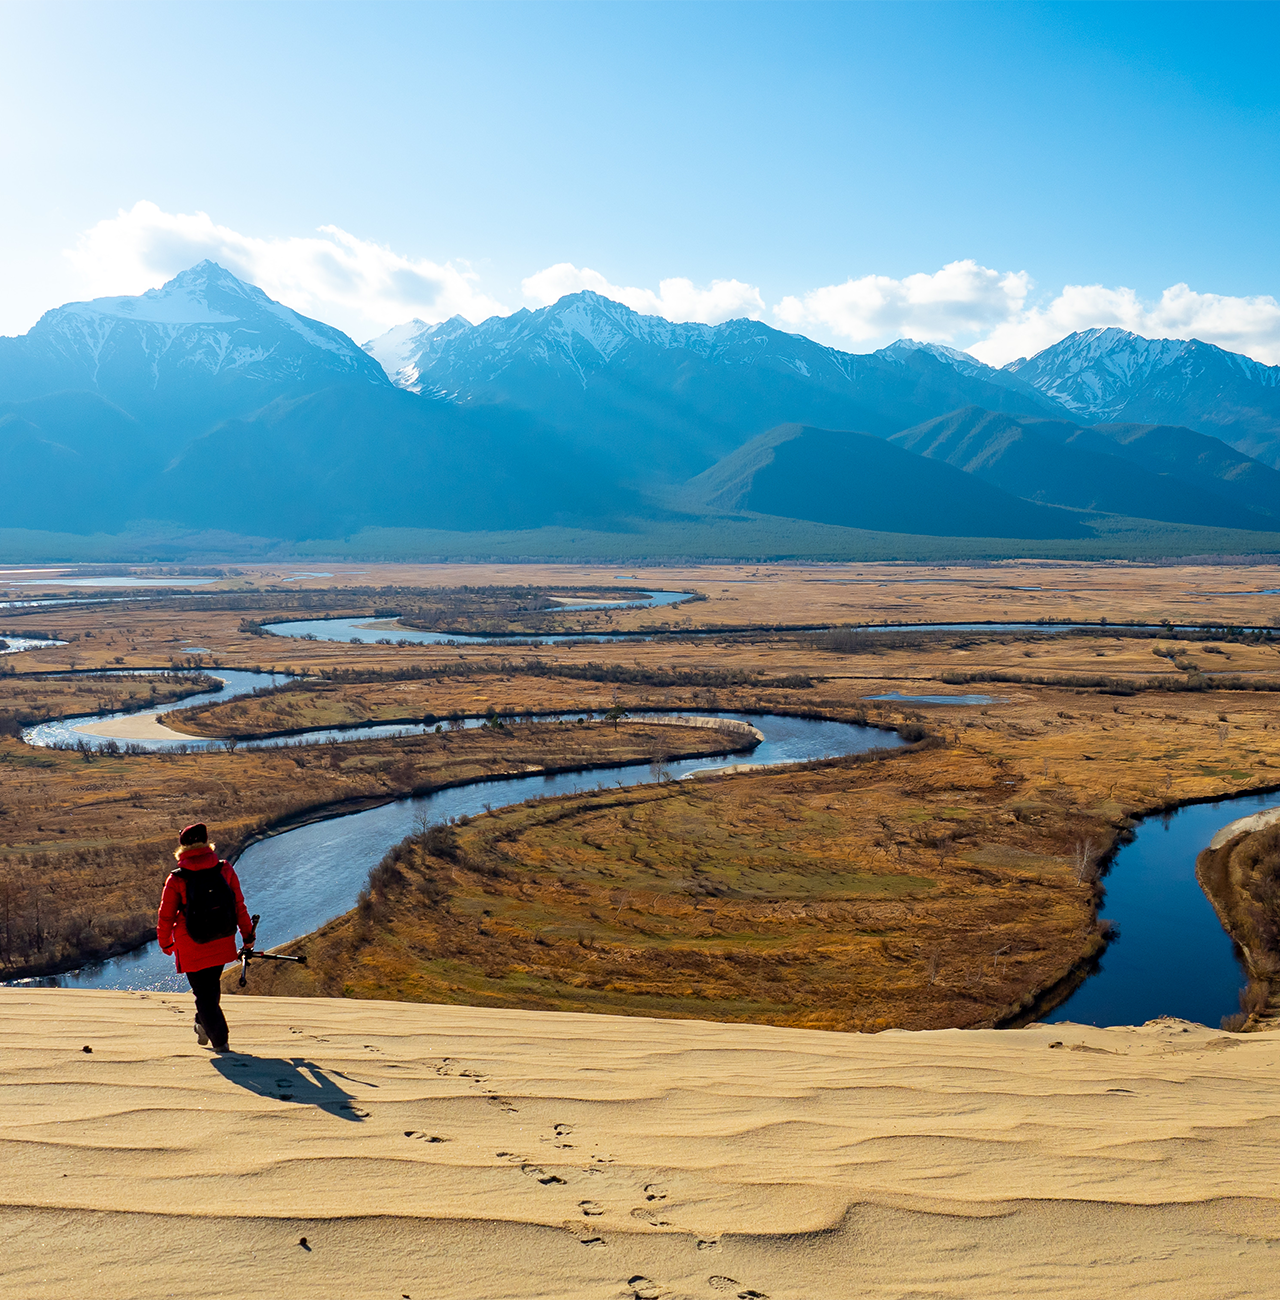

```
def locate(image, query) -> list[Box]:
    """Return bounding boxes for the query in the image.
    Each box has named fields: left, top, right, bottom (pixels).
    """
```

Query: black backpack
left=175, top=864, right=237, bottom=944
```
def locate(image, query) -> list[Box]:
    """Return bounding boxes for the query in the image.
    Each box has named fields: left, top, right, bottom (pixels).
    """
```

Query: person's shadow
left=211, top=1055, right=372, bottom=1121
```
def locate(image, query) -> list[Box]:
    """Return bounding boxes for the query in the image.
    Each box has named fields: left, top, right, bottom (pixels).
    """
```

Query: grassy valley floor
left=242, top=744, right=1104, bottom=1032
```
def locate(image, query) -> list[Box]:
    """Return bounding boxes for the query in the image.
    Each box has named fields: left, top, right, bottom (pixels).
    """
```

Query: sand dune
left=1, top=988, right=1277, bottom=1299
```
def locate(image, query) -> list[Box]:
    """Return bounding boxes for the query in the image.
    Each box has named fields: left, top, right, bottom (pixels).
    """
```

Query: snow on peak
left=1006, top=328, right=1193, bottom=415
left=363, top=318, right=432, bottom=376
left=1002, top=326, right=1280, bottom=418
left=60, top=263, right=248, bottom=325
left=363, top=316, right=476, bottom=385
left=876, top=338, right=989, bottom=376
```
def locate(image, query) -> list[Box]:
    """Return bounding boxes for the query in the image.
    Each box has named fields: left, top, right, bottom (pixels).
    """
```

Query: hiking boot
left=211, top=1041, right=230, bottom=1053
left=194, top=1016, right=209, bottom=1047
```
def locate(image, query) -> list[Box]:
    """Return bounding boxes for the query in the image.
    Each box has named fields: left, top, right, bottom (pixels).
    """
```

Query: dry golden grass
left=1197, top=824, right=1280, bottom=1027
left=246, top=740, right=1105, bottom=1031
left=5, top=558, right=1280, bottom=676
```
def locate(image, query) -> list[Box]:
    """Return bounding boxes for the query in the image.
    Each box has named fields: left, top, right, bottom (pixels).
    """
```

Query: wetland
left=2, top=560, right=1279, bottom=1032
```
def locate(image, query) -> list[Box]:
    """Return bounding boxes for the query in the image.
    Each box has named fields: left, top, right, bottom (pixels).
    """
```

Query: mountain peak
left=8, top=262, right=386, bottom=402
left=48, top=260, right=281, bottom=328
left=876, top=338, right=988, bottom=374
left=1003, top=326, right=1280, bottom=462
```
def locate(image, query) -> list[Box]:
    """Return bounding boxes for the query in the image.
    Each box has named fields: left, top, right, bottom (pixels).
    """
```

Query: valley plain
left=3, top=560, right=1280, bottom=1032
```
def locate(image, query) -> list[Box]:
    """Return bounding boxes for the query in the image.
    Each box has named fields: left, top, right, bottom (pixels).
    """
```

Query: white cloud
left=969, top=282, right=1280, bottom=366
left=774, top=260, right=1031, bottom=346
left=58, top=211, right=1280, bottom=367
left=64, top=201, right=509, bottom=341
left=522, top=262, right=764, bottom=324
left=774, top=257, right=1280, bottom=367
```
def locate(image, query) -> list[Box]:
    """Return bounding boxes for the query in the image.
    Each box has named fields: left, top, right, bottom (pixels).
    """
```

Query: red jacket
left=157, top=845, right=254, bottom=973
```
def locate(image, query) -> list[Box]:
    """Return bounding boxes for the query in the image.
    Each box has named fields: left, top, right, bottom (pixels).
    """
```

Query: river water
left=1044, top=791, right=1275, bottom=1029
left=260, top=590, right=691, bottom=647
left=261, top=616, right=1108, bottom=648
left=24, top=668, right=295, bottom=751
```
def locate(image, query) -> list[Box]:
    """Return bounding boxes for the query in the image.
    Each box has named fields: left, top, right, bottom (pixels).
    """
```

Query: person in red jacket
left=157, top=823, right=255, bottom=1053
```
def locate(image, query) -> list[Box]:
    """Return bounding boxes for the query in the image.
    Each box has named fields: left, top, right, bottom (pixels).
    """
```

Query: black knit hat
left=178, top=822, right=208, bottom=846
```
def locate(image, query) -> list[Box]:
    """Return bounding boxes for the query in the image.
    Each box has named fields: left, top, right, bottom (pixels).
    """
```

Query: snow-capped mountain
left=875, top=337, right=996, bottom=379
left=366, top=294, right=1044, bottom=396
left=0, top=261, right=388, bottom=418
left=0, top=264, right=638, bottom=538
left=7, top=262, right=1280, bottom=547
left=1004, top=327, right=1280, bottom=468
left=363, top=291, right=1064, bottom=481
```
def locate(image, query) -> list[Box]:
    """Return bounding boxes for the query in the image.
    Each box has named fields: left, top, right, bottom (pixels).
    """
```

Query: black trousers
left=187, top=964, right=229, bottom=1047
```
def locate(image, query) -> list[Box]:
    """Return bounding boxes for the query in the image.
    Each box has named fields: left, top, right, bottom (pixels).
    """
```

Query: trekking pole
left=237, top=913, right=308, bottom=987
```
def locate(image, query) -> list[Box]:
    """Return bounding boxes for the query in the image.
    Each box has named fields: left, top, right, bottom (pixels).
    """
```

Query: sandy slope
left=1, top=990, right=1277, bottom=1299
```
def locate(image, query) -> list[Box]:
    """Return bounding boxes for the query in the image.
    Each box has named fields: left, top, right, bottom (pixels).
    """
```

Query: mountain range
left=359, top=294, right=1063, bottom=485
left=2, top=261, right=1279, bottom=554
left=0, top=263, right=633, bottom=536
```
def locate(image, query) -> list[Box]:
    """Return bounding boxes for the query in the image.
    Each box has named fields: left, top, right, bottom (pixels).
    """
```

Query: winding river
left=261, top=615, right=1107, bottom=647
left=27, top=709, right=902, bottom=992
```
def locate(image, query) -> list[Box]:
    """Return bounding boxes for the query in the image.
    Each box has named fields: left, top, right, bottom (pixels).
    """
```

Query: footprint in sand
left=711, top=1285, right=769, bottom=1300
left=487, top=1096, right=519, bottom=1114
left=521, top=1164, right=567, bottom=1185
left=697, top=1239, right=720, bottom=1252
left=403, top=1131, right=448, bottom=1143
left=628, top=1277, right=661, bottom=1300
left=579, top=1235, right=606, bottom=1249
left=577, top=1200, right=604, bottom=1216
left=643, top=1183, right=668, bottom=1202
left=630, top=1207, right=672, bottom=1227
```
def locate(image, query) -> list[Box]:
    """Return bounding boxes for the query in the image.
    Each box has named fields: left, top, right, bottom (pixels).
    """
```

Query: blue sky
left=3, top=0, right=1279, bottom=361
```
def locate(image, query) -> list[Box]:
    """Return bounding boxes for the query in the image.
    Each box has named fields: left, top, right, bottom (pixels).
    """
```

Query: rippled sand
left=2, top=989, right=1277, bottom=1299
